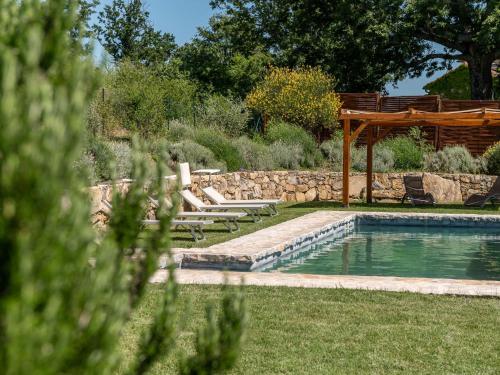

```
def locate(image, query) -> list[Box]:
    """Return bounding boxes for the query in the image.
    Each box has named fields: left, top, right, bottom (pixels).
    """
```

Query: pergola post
left=342, top=119, right=350, bottom=207
left=366, top=126, right=373, bottom=203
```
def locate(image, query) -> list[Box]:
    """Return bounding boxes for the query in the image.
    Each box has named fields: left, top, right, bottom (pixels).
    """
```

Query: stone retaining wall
left=89, top=171, right=498, bottom=222
left=190, top=171, right=497, bottom=204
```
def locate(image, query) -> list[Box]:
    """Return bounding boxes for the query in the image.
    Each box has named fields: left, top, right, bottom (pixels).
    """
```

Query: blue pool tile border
left=356, top=212, right=500, bottom=228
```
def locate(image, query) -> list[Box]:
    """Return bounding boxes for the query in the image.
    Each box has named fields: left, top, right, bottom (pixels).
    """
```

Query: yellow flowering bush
left=483, top=141, right=500, bottom=175
left=246, top=67, right=341, bottom=134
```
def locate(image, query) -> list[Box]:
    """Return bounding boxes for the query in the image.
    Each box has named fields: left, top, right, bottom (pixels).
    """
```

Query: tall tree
left=175, top=16, right=272, bottom=97
left=206, top=0, right=417, bottom=93
left=209, top=0, right=500, bottom=98
left=404, top=1, right=500, bottom=99
left=74, top=0, right=100, bottom=39
left=95, top=0, right=176, bottom=65
left=0, top=1, right=245, bottom=373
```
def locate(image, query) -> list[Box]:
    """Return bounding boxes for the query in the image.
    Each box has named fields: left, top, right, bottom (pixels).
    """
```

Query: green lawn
left=121, top=285, right=500, bottom=374
left=170, top=201, right=500, bottom=248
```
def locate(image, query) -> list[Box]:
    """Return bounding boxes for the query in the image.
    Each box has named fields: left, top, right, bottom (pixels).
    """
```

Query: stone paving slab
left=172, top=211, right=356, bottom=270
left=150, top=269, right=500, bottom=297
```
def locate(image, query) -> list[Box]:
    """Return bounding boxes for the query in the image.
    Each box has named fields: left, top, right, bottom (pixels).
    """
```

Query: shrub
left=234, top=136, right=276, bottom=170
left=265, top=120, right=323, bottom=168
left=197, top=94, right=250, bottom=136
left=483, top=141, right=500, bottom=175
left=320, top=139, right=343, bottom=170
left=379, top=135, right=427, bottom=171
left=99, top=60, right=197, bottom=137
left=424, top=146, right=485, bottom=174
left=106, top=140, right=133, bottom=179
left=166, top=119, right=195, bottom=142
left=319, top=138, right=364, bottom=171
left=269, top=141, right=303, bottom=170
left=85, top=139, right=134, bottom=181
left=373, top=146, right=395, bottom=172
left=193, top=127, right=246, bottom=171
left=320, top=139, right=394, bottom=172
left=166, top=140, right=227, bottom=171
left=87, top=137, right=113, bottom=181
left=246, top=66, right=341, bottom=137
left=74, top=152, right=98, bottom=185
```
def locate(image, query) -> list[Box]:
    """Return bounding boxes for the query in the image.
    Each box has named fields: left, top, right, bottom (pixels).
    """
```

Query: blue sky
left=93, top=0, right=450, bottom=95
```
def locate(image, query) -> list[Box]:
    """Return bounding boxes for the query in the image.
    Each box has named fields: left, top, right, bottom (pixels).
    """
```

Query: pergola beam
left=341, top=108, right=500, bottom=121
left=366, top=120, right=500, bottom=127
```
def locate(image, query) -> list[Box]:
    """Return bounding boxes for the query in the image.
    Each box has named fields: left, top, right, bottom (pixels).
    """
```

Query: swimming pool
left=261, top=225, right=500, bottom=281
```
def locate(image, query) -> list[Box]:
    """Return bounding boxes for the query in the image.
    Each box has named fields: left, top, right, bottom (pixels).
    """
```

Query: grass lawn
left=121, top=284, right=500, bottom=374
left=170, top=201, right=500, bottom=248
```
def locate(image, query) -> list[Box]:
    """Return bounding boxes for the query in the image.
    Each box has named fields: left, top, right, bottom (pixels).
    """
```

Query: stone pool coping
left=150, top=269, right=500, bottom=297
left=167, top=211, right=500, bottom=271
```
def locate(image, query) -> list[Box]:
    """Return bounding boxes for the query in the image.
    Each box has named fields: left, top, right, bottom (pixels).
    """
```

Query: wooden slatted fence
left=339, top=94, right=500, bottom=155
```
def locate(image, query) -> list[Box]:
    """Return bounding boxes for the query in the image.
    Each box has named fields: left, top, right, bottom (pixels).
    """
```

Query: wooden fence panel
left=339, top=94, right=500, bottom=154
left=438, top=100, right=500, bottom=155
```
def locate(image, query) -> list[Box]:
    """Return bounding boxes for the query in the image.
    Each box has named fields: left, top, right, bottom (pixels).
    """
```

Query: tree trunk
left=468, top=57, right=494, bottom=100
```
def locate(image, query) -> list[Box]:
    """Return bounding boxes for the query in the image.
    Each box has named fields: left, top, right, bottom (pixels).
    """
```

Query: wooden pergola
left=339, top=107, right=500, bottom=207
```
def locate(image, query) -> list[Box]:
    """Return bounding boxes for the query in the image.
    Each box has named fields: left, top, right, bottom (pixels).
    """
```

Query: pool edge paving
left=156, top=211, right=500, bottom=296
left=167, top=211, right=500, bottom=271
left=150, top=269, right=500, bottom=297
left=170, top=211, right=356, bottom=271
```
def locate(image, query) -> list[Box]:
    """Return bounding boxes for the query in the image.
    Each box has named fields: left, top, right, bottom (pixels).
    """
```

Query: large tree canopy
left=175, top=17, right=272, bottom=98
left=404, top=0, right=500, bottom=99
left=94, top=0, right=176, bottom=65
left=205, top=0, right=419, bottom=93
left=207, top=0, right=499, bottom=99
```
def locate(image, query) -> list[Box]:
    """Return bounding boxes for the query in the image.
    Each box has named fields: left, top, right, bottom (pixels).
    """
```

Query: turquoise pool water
left=262, top=225, right=500, bottom=280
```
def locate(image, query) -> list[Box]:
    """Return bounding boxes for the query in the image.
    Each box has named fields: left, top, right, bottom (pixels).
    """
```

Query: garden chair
left=401, top=175, right=436, bottom=206
left=202, top=186, right=282, bottom=216
left=464, top=176, right=500, bottom=207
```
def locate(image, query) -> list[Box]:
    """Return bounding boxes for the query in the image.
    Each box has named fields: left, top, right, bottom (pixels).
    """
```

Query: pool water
left=262, top=225, right=500, bottom=280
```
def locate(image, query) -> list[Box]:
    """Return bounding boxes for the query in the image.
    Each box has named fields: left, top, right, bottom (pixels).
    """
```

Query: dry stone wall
left=190, top=171, right=497, bottom=204
left=89, top=171, right=498, bottom=222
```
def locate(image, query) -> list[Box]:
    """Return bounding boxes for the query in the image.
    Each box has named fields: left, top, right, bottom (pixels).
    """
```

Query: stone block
left=423, top=173, right=463, bottom=203
left=318, top=188, right=329, bottom=200
left=295, top=192, right=306, bottom=202
left=305, top=188, right=317, bottom=201
left=297, top=184, right=309, bottom=193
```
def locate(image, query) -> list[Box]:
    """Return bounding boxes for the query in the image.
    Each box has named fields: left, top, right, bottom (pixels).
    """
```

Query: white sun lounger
left=202, top=186, right=282, bottom=215
left=143, top=219, right=213, bottom=242
left=101, top=198, right=213, bottom=241
left=175, top=212, right=246, bottom=232
left=179, top=189, right=268, bottom=222
left=147, top=196, right=247, bottom=232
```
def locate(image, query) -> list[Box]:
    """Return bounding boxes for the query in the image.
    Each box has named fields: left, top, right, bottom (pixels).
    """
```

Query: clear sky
left=94, top=0, right=451, bottom=96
